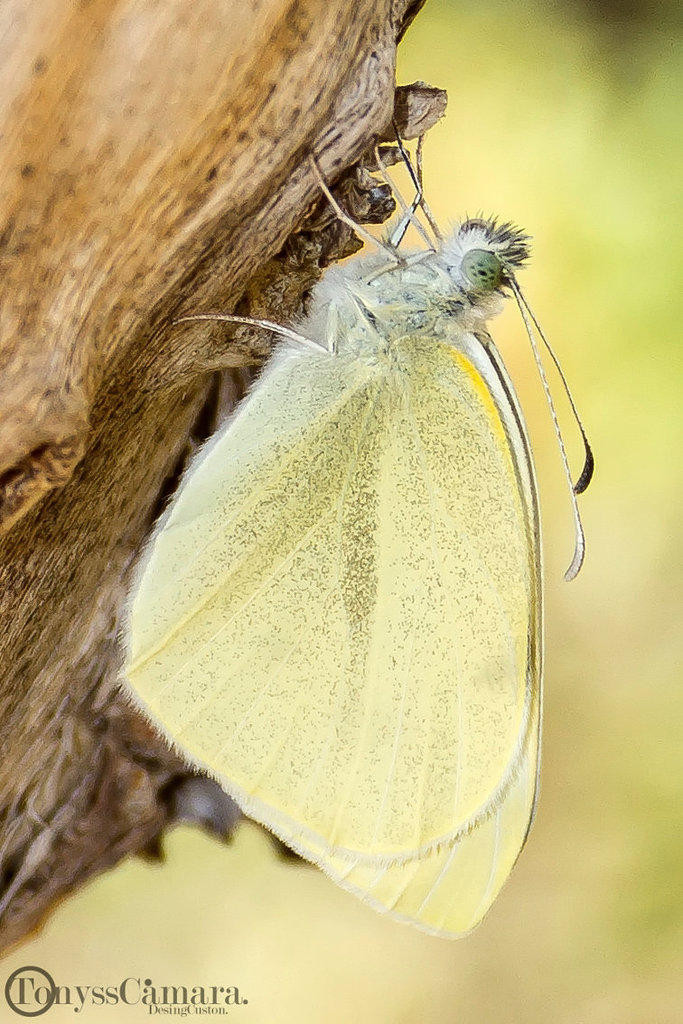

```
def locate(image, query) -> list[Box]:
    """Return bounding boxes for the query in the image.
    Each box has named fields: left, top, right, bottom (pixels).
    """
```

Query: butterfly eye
left=462, top=248, right=504, bottom=292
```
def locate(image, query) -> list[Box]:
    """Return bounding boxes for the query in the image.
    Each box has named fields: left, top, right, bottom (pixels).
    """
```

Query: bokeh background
left=4, top=0, right=682, bottom=1020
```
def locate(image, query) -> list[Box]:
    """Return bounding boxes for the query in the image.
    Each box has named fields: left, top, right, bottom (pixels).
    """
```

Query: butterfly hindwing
left=127, top=326, right=540, bottom=872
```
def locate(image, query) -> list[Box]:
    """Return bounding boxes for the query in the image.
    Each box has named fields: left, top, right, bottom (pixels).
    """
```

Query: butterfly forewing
left=127, top=318, right=540, bottom=860
left=125, top=209, right=544, bottom=936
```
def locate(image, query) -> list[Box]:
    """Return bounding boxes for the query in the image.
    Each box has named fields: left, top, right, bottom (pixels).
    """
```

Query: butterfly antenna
left=308, top=156, right=399, bottom=262
left=508, top=277, right=592, bottom=581
left=515, top=287, right=594, bottom=494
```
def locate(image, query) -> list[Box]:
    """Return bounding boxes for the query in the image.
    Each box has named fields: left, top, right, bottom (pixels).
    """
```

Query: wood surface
left=0, top=0, right=441, bottom=949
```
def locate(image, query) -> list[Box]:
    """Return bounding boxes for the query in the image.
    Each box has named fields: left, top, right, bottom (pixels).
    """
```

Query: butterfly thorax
left=306, top=218, right=529, bottom=365
left=312, top=259, right=499, bottom=369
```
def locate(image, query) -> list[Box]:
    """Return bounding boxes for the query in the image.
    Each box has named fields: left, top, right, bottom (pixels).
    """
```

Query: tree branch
left=0, top=0, right=442, bottom=950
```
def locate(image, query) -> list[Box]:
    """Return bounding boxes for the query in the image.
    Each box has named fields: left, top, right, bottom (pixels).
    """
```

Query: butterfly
left=124, top=145, right=591, bottom=937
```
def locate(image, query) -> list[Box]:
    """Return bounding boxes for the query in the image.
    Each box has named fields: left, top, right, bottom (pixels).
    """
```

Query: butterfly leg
left=308, top=156, right=399, bottom=262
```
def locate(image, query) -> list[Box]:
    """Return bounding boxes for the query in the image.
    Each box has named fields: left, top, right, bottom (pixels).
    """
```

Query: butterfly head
left=442, top=217, right=531, bottom=298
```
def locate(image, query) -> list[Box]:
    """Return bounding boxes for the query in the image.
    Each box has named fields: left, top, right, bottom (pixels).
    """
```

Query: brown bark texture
left=0, top=0, right=446, bottom=951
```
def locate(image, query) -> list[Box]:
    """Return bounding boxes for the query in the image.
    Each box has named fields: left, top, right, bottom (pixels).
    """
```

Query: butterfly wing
left=306, top=698, right=539, bottom=937
left=125, top=326, right=540, bottom=880
left=305, top=333, right=542, bottom=936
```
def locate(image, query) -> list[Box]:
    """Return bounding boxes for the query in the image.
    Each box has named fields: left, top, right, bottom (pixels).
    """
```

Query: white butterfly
left=125, top=153, right=590, bottom=937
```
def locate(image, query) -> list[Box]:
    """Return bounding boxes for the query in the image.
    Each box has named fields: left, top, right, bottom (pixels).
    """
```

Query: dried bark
left=0, top=0, right=442, bottom=950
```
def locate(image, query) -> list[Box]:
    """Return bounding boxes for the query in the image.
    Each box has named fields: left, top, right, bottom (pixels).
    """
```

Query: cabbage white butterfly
left=124, top=146, right=591, bottom=937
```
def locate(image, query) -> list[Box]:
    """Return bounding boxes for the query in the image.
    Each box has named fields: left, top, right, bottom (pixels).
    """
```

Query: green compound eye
left=461, top=249, right=505, bottom=292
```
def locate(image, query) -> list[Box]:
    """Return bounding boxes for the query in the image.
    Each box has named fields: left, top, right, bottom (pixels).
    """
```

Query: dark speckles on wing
left=338, top=393, right=382, bottom=634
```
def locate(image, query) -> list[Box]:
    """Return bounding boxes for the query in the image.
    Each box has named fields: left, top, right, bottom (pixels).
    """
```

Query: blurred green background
left=4, top=1, right=682, bottom=1020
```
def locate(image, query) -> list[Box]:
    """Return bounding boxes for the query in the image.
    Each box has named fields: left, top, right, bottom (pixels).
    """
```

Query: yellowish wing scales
left=307, top=703, right=539, bottom=937
left=128, top=334, right=535, bottom=860
left=125, top=215, right=542, bottom=937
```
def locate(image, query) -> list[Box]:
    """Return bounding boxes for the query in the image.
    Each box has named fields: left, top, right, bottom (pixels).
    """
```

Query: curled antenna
left=507, top=277, right=593, bottom=581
